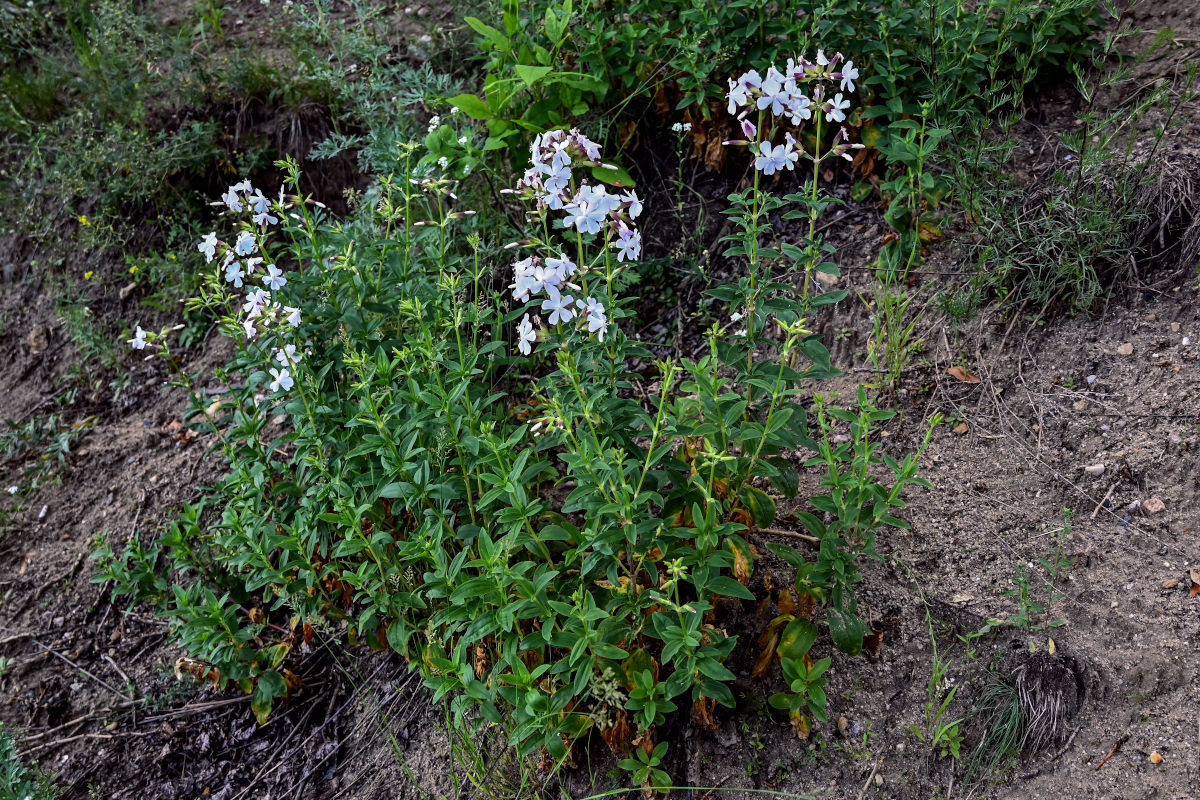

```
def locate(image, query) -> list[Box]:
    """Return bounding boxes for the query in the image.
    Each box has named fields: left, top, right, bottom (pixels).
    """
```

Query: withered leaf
left=947, top=365, right=980, bottom=383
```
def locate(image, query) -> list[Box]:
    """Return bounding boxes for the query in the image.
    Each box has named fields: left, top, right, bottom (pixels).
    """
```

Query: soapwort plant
left=95, top=56, right=932, bottom=793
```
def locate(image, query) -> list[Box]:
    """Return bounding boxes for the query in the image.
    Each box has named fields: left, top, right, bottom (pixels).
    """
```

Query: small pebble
left=1084, top=463, right=1105, bottom=476
left=1086, top=375, right=1097, bottom=385
left=1144, top=497, right=1166, bottom=514
left=1151, top=752, right=1163, bottom=764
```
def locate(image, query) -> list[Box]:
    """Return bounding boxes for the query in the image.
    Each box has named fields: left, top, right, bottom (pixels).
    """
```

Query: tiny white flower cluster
left=671, top=122, right=693, bottom=133
left=507, top=130, right=645, bottom=355
left=726, top=52, right=865, bottom=171
left=192, top=180, right=303, bottom=394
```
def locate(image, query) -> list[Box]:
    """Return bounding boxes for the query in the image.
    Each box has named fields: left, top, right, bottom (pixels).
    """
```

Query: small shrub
left=97, top=56, right=933, bottom=792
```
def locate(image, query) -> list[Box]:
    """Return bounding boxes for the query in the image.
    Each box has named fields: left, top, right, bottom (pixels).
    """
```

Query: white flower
left=221, top=186, right=244, bottom=212
left=544, top=254, right=578, bottom=284
left=615, top=225, right=641, bottom=262
left=825, top=93, right=850, bottom=123
left=253, top=208, right=278, bottom=227
left=262, top=264, right=287, bottom=290
left=817, top=50, right=830, bottom=67
left=247, top=190, right=270, bottom=215
left=753, top=141, right=789, bottom=175
left=438, top=156, right=450, bottom=169
left=564, top=185, right=616, bottom=235
left=275, top=344, right=300, bottom=366
left=198, top=232, right=218, bottom=262
left=583, top=297, right=608, bottom=341
left=510, top=257, right=537, bottom=302
left=242, top=319, right=257, bottom=338
left=756, top=67, right=792, bottom=116
left=268, top=367, right=293, bottom=392
left=541, top=286, right=576, bottom=325
left=516, top=314, right=536, bottom=355
left=427, top=115, right=441, bottom=133
left=726, top=70, right=761, bottom=114
left=730, top=311, right=744, bottom=322
left=244, top=257, right=263, bottom=274
left=5, top=486, right=16, bottom=495
left=243, top=288, right=271, bottom=318
left=840, top=60, right=859, bottom=93
left=741, top=119, right=757, bottom=140
left=785, top=93, right=812, bottom=125
left=232, top=179, right=253, bottom=194
left=671, top=122, right=684, bottom=133
left=458, top=135, right=468, bottom=145
left=234, top=231, right=257, bottom=256
left=622, top=190, right=643, bottom=219
left=781, top=133, right=800, bottom=170
left=284, top=306, right=301, bottom=327
left=570, top=129, right=602, bottom=161
left=127, top=325, right=148, bottom=350
left=224, top=261, right=245, bottom=288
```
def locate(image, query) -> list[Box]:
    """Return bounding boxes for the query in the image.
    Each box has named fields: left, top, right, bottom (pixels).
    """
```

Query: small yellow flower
left=84, top=271, right=94, bottom=279
left=78, top=215, right=91, bottom=226
left=129, top=265, right=139, bottom=274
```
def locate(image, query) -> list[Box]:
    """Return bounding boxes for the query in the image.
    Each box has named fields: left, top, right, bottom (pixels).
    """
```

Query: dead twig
left=855, top=757, right=883, bottom=800
left=759, top=527, right=820, bottom=545
left=1090, top=483, right=1117, bottom=520
left=33, top=639, right=135, bottom=704
left=1094, top=735, right=1127, bottom=770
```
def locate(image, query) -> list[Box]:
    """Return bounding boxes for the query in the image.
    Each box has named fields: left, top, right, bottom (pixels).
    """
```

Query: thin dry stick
left=1090, top=483, right=1117, bottom=519
left=35, top=640, right=134, bottom=703
left=760, top=527, right=820, bottom=544
left=855, top=757, right=883, bottom=800
left=1095, top=735, right=1127, bottom=770
left=20, top=729, right=157, bottom=757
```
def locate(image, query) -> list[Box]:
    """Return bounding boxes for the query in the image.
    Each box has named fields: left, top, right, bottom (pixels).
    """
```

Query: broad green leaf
left=514, top=64, right=553, bottom=87
left=448, top=93, right=492, bottom=119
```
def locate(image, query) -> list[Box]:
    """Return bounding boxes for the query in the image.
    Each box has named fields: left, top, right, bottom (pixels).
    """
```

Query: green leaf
left=766, top=457, right=799, bottom=498
left=708, top=575, right=756, bottom=601
left=590, top=164, right=635, bottom=187
left=514, top=64, right=553, bottom=87
left=777, top=617, right=818, bottom=661
left=448, top=93, right=492, bottom=119
left=739, top=485, right=777, bottom=528
left=827, top=608, right=869, bottom=655
left=464, top=16, right=510, bottom=49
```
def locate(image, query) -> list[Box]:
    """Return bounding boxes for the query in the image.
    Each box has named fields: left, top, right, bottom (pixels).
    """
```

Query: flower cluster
left=164, top=180, right=305, bottom=395
left=507, top=129, right=643, bottom=354
left=509, top=253, right=610, bottom=352
left=196, top=180, right=302, bottom=349
left=726, top=52, right=865, bottom=170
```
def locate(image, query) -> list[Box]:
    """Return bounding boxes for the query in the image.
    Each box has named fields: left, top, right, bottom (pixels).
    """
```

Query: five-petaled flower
left=224, top=261, right=245, bottom=288
left=127, top=325, right=148, bottom=350
left=198, top=232, right=218, bottom=263
left=840, top=60, right=859, bottom=93
left=275, top=344, right=300, bottom=366
left=541, top=287, right=576, bottom=325
left=825, top=93, right=850, bottom=123
left=262, top=264, right=287, bottom=290
left=516, top=314, right=536, bottom=355
left=234, top=231, right=257, bottom=256
left=268, top=367, right=293, bottom=392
